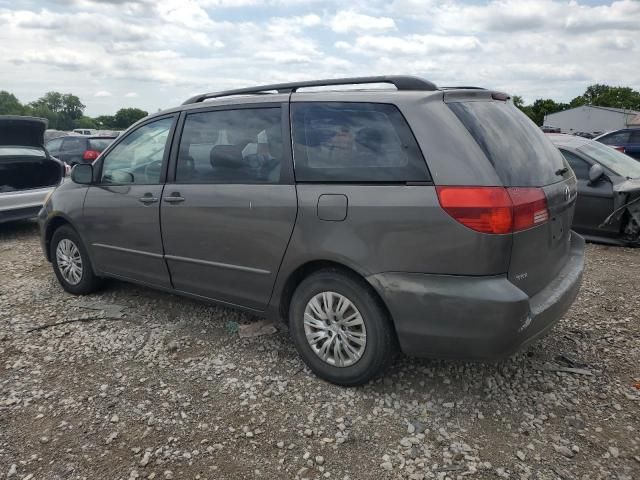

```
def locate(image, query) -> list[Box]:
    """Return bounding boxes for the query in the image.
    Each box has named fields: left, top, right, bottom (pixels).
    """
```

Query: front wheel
left=289, top=269, right=395, bottom=386
left=51, top=225, right=102, bottom=295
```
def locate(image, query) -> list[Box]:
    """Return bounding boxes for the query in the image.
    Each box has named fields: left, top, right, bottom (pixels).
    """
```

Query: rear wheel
left=51, top=225, right=102, bottom=295
left=289, top=269, right=395, bottom=386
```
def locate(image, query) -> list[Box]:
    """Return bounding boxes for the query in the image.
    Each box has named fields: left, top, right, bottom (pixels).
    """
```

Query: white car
left=0, top=116, right=65, bottom=223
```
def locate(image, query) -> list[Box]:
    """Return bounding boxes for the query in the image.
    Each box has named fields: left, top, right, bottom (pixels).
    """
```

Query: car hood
left=0, top=116, right=48, bottom=148
left=613, top=177, right=640, bottom=194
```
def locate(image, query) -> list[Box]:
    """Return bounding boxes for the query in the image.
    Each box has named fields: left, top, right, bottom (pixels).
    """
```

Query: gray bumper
left=0, top=187, right=54, bottom=224
left=367, top=232, right=585, bottom=359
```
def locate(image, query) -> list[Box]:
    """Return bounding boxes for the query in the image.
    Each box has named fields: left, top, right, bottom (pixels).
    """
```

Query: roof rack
left=183, top=75, right=438, bottom=105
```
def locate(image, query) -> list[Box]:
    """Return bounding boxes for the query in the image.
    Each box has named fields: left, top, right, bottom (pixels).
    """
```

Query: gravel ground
left=1, top=220, right=639, bottom=480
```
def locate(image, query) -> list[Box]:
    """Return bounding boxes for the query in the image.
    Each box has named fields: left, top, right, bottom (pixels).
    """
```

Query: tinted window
left=176, top=108, right=282, bottom=184
left=598, top=131, right=630, bottom=145
left=88, top=138, right=114, bottom=152
left=448, top=101, right=566, bottom=186
left=578, top=141, right=640, bottom=179
left=630, top=130, right=640, bottom=143
left=62, top=137, right=84, bottom=151
left=46, top=138, right=63, bottom=152
left=292, top=102, right=429, bottom=182
left=560, top=150, right=590, bottom=180
left=100, top=117, right=173, bottom=185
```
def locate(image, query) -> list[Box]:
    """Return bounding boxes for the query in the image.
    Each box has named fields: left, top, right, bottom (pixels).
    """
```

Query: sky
left=0, top=0, right=638, bottom=116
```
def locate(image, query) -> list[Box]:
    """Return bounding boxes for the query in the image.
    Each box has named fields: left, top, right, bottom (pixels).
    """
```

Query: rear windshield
left=88, top=138, right=114, bottom=152
left=0, top=146, right=45, bottom=158
left=448, top=101, right=566, bottom=186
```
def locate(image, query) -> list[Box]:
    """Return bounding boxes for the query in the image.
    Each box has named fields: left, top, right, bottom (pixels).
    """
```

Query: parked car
left=541, top=125, right=561, bottom=133
left=1, top=116, right=65, bottom=224
left=46, top=135, right=116, bottom=166
left=38, top=76, right=584, bottom=386
left=594, top=128, right=640, bottom=159
left=73, top=128, right=96, bottom=135
left=549, top=134, right=640, bottom=246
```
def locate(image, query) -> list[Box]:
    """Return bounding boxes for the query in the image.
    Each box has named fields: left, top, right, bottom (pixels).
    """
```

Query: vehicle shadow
left=0, top=219, right=39, bottom=241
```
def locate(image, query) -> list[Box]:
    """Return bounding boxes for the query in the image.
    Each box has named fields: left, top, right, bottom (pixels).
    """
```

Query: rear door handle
left=164, top=194, right=185, bottom=203
left=138, top=194, right=159, bottom=204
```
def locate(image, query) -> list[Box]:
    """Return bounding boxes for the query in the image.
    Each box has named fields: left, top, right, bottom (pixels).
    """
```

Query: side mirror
left=71, top=163, right=93, bottom=185
left=588, top=164, right=605, bottom=184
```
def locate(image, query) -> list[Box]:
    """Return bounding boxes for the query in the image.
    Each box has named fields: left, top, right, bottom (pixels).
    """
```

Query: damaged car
left=549, top=134, right=640, bottom=246
left=0, top=116, right=65, bottom=224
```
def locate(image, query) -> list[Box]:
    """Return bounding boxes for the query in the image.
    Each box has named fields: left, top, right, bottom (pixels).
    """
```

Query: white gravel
left=1, top=220, right=639, bottom=479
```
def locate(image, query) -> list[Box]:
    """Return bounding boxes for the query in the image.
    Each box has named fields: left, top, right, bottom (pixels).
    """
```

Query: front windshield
left=578, top=141, right=640, bottom=179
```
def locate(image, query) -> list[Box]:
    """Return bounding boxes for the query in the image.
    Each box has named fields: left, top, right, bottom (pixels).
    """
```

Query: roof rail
left=440, top=86, right=486, bottom=90
left=183, top=75, right=438, bottom=105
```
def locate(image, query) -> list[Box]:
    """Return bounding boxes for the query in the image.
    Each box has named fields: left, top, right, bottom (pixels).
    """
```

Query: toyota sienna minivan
left=39, top=76, right=585, bottom=386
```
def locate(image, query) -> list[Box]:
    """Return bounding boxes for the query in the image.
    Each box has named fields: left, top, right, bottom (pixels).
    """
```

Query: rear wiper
left=555, top=167, right=569, bottom=176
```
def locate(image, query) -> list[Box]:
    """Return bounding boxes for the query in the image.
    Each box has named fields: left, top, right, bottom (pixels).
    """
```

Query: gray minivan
left=38, top=76, right=584, bottom=386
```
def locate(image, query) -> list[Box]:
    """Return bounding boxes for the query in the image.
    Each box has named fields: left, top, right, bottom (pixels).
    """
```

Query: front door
left=160, top=105, right=297, bottom=311
left=561, top=149, right=617, bottom=236
left=82, top=115, right=176, bottom=288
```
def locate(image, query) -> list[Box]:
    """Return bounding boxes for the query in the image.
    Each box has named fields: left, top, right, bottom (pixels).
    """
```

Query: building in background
left=544, top=105, right=640, bottom=135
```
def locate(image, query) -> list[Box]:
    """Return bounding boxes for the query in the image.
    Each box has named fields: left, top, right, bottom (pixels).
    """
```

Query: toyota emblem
left=564, top=185, right=571, bottom=201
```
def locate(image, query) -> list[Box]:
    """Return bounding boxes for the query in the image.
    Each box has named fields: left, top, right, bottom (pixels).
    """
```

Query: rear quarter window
left=88, top=138, right=114, bottom=152
left=448, top=101, right=566, bottom=187
left=292, top=102, right=430, bottom=182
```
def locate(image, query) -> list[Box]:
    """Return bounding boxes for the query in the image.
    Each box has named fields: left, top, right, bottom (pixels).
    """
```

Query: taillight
left=82, top=150, right=100, bottom=161
left=508, top=187, right=549, bottom=231
left=612, top=146, right=625, bottom=153
left=436, top=186, right=549, bottom=234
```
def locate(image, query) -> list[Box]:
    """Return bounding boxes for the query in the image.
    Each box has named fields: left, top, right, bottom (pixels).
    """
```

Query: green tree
left=94, top=115, right=116, bottom=129
left=113, top=108, right=148, bottom=129
left=27, top=91, right=86, bottom=129
left=0, top=91, right=25, bottom=115
left=74, top=116, right=98, bottom=129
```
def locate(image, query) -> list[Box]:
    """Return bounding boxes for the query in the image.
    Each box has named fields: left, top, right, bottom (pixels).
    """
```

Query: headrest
left=210, top=145, right=243, bottom=169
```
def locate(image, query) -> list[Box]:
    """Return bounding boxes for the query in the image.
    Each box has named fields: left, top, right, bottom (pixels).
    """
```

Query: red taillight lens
left=436, top=187, right=513, bottom=234
left=82, top=150, right=100, bottom=161
left=436, top=186, right=549, bottom=234
left=508, top=187, right=549, bottom=231
left=612, top=146, right=625, bottom=153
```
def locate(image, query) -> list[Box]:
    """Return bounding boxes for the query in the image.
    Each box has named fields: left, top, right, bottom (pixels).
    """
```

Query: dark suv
left=595, top=128, right=640, bottom=160
left=38, top=76, right=584, bottom=386
left=46, top=135, right=115, bottom=165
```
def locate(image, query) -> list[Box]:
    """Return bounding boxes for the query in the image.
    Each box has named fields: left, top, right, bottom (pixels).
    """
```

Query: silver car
left=38, top=76, right=585, bottom=386
left=0, top=116, right=64, bottom=223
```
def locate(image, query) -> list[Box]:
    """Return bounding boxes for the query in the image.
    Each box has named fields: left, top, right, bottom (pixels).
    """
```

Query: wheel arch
left=275, top=259, right=396, bottom=335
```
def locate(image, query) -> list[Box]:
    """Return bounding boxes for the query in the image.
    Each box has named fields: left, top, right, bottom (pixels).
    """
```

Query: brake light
left=436, top=186, right=549, bottom=234
left=82, top=150, right=100, bottom=161
left=612, top=146, right=626, bottom=153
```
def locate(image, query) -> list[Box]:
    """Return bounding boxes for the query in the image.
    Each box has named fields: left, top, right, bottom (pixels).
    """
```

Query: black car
left=549, top=134, right=640, bottom=246
left=594, top=128, right=640, bottom=160
left=46, top=135, right=115, bottom=165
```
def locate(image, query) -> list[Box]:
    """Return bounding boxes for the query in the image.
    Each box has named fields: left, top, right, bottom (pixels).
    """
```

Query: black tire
left=289, top=269, right=395, bottom=386
left=50, top=225, right=102, bottom=295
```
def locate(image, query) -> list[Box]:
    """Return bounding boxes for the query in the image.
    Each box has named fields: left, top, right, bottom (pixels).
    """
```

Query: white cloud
left=0, top=0, right=637, bottom=115
left=330, top=10, right=396, bottom=34
left=124, top=92, right=139, bottom=98
left=94, top=90, right=113, bottom=97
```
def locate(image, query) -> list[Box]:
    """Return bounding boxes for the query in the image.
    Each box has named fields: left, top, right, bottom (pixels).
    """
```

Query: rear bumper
left=0, top=187, right=54, bottom=223
left=367, top=232, right=585, bottom=359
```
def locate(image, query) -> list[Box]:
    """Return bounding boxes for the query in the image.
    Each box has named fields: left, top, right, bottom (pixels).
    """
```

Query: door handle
left=138, top=195, right=159, bottom=204
left=164, top=194, right=185, bottom=204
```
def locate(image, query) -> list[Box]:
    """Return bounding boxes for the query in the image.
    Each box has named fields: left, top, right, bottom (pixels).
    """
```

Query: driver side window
left=101, top=117, right=174, bottom=184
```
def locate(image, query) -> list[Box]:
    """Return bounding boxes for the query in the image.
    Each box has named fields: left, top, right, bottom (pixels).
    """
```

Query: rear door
left=83, top=115, right=177, bottom=288
left=160, top=104, right=297, bottom=311
left=448, top=99, right=577, bottom=296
